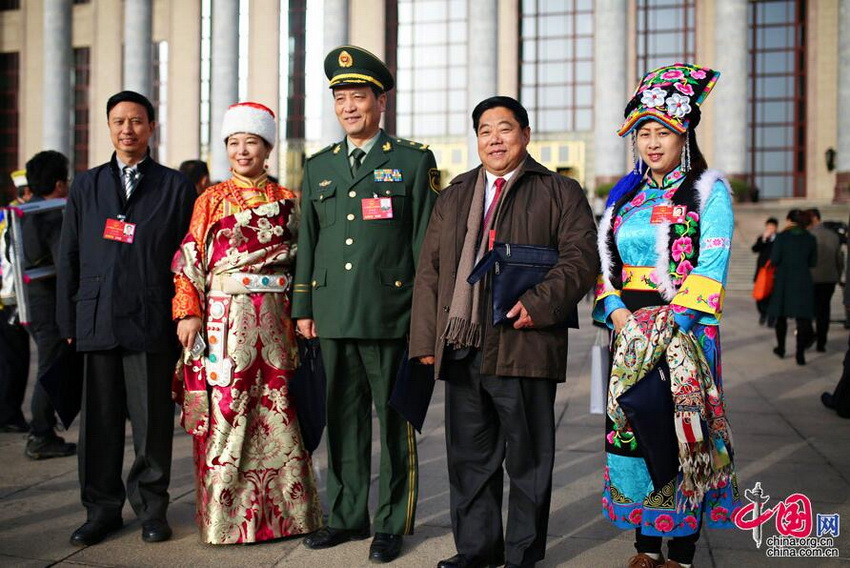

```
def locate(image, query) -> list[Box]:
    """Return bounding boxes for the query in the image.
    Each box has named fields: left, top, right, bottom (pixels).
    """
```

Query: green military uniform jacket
left=293, top=130, right=439, bottom=338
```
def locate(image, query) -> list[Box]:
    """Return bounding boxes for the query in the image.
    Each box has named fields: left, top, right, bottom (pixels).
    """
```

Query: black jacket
left=56, top=154, right=195, bottom=353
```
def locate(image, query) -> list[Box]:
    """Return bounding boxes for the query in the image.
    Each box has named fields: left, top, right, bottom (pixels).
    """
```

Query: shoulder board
left=307, top=143, right=339, bottom=160
left=394, top=138, right=430, bottom=151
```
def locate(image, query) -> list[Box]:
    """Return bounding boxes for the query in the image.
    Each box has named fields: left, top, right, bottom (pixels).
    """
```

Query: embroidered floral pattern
left=640, top=87, right=668, bottom=108
left=665, top=92, right=692, bottom=118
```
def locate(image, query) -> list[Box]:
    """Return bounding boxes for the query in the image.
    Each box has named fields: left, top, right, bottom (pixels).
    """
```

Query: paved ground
left=1, top=291, right=849, bottom=568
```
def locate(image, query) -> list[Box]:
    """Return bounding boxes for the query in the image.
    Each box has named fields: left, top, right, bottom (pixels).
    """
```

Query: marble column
left=42, top=0, right=72, bottom=155
left=123, top=0, right=153, bottom=98
left=248, top=0, right=281, bottom=176
left=467, top=0, right=499, bottom=166
left=210, top=0, right=240, bottom=181
left=712, top=0, right=748, bottom=180
left=321, top=0, right=349, bottom=143
left=836, top=0, right=850, bottom=201
left=593, top=0, right=628, bottom=188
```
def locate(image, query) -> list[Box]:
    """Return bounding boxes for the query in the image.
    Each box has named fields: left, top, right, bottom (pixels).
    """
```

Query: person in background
left=172, top=102, right=322, bottom=544
left=822, top=219, right=850, bottom=418
left=751, top=216, right=778, bottom=326
left=20, top=151, right=76, bottom=460
left=57, top=90, right=195, bottom=547
left=807, top=208, right=843, bottom=352
left=178, top=160, right=212, bottom=195
left=768, top=209, right=816, bottom=365
left=0, top=170, right=31, bottom=433
left=594, top=63, right=739, bottom=568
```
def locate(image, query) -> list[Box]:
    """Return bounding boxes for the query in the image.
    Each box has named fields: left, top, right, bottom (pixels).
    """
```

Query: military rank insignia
left=428, top=168, right=442, bottom=193
left=373, top=169, right=403, bottom=182
left=382, top=141, right=392, bottom=152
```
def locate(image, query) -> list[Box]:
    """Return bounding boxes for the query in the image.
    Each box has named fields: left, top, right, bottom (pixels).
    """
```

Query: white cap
left=220, top=102, right=277, bottom=149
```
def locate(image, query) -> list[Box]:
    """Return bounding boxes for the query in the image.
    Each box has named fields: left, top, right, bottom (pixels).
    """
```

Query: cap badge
left=339, top=50, right=353, bottom=68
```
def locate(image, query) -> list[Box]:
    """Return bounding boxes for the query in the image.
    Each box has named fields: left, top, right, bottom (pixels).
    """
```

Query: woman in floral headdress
left=593, top=64, right=740, bottom=568
left=172, top=102, right=322, bottom=544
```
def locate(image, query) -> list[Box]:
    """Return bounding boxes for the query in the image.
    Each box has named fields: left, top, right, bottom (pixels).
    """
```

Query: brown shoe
left=628, top=553, right=665, bottom=568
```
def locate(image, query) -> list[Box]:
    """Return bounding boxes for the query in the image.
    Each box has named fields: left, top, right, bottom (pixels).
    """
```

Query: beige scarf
left=443, top=168, right=518, bottom=349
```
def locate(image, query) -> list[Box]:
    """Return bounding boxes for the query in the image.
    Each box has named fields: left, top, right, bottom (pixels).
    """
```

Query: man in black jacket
left=57, top=91, right=195, bottom=547
left=21, top=150, right=76, bottom=460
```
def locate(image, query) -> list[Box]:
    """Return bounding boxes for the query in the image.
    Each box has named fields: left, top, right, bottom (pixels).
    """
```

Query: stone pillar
left=712, top=0, right=748, bottom=181
left=467, top=0, right=499, bottom=166
left=321, top=0, right=349, bottom=143
left=210, top=0, right=240, bottom=182
left=42, top=0, right=72, bottom=155
left=248, top=0, right=281, bottom=176
left=593, top=0, right=628, bottom=188
left=123, top=0, right=153, bottom=98
left=836, top=0, right=850, bottom=202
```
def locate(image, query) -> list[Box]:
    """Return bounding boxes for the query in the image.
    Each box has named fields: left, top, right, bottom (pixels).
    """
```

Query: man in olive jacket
left=409, top=96, right=598, bottom=568
left=292, top=46, right=439, bottom=564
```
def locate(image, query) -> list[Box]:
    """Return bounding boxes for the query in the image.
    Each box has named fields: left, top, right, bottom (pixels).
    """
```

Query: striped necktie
left=123, top=167, right=140, bottom=198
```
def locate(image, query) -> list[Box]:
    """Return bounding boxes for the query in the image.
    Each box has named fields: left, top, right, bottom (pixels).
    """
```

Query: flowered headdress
left=618, top=63, right=720, bottom=137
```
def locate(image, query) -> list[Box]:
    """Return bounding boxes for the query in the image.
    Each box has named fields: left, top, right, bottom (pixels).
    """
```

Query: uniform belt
left=209, top=272, right=291, bottom=294
left=621, top=266, right=661, bottom=292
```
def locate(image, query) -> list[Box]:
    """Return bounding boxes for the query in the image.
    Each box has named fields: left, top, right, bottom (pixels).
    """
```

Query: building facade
left=0, top=0, right=846, bottom=203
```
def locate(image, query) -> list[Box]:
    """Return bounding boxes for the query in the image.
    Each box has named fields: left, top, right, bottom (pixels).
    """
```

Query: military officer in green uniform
left=293, top=45, right=440, bottom=564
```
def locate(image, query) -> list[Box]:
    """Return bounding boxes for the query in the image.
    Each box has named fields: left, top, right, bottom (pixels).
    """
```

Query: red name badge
left=103, top=218, right=136, bottom=244
left=649, top=205, right=673, bottom=224
left=361, top=197, right=394, bottom=220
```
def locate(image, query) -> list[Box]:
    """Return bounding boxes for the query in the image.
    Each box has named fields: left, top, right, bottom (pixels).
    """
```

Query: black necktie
left=350, top=148, right=366, bottom=175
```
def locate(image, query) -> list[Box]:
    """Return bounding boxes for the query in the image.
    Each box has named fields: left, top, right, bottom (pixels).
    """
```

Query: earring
left=681, top=131, right=691, bottom=173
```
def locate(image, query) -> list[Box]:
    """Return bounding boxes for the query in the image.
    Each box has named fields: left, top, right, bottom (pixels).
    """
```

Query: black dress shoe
left=303, top=526, right=370, bottom=549
left=773, top=347, right=785, bottom=359
left=142, top=519, right=172, bottom=543
left=70, top=518, right=123, bottom=547
left=822, top=392, right=836, bottom=409
left=437, top=553, right=498, bottom=568
left=369, top=532, right=403, bottom=563
left=796, top=351, right=806, bottom=365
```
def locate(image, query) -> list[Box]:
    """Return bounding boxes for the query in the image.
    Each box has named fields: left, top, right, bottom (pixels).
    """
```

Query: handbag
left=752, top=260, right=776, bottom=300
left=467, top=242, right=579, bottom=328
left=589, top=327, right=609, bottom=415
left=289, top=338, right=327, bottom=453
left=616, top=359, right=680, bottom=491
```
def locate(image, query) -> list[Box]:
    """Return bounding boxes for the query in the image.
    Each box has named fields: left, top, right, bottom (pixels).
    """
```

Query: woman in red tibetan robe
left=172, top=102, right=321, bottom=544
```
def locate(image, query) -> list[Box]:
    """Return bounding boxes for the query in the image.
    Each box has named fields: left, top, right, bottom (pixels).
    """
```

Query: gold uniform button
left=348, top=190, right=356, bottom=198
left=319, top=194, right=325, bottom=201
left=345, top=238, right=354, bottom=245
left=347, top=213, right=355, bottom=221
left=394, top=280, right=403, bottom=288
left=311, top=280, right=318, bottom=287
left=385, top=190, right=392, bottom=195
left=344, top=262, right=353, bottom=271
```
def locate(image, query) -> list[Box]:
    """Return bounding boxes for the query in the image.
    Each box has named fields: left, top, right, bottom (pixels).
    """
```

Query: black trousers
left=813, top=282, right=837, bottom=349
left=25, top=298, right=63, bottom=435
left=0, top=309, right=29, bottom=426
left=444, top=351, right=557, bottom=567
left=775, top=317, right=814, bottom=355
left=79, top=348, right=175, bottom=523
left=830, top=332, right=850, bottom=418
left=635, top=527, right=700, bottom=563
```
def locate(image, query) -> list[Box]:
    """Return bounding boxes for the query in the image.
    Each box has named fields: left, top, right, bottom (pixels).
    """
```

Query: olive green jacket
left=292, top=130, right=440, bottom=338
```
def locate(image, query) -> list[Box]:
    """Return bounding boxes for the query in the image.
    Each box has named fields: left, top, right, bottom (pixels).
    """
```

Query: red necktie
left=483, top=177, right=506, bottom=228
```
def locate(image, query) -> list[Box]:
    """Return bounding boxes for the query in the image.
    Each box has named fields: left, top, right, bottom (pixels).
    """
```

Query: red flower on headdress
left=674, top=82, right=694, bottom=96
left=662, top=70, right=685, bottom=80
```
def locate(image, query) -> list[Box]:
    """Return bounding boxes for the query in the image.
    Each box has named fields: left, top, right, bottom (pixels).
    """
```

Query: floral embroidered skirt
left=602, top=324, right=741, bottom=537
left=190, top=296, right=322, bottom=544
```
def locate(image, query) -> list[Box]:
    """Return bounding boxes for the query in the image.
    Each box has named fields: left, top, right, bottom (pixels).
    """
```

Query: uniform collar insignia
left=382, top=141, right=392, bottom=152
left=333, top=144, right=341, bottom=154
